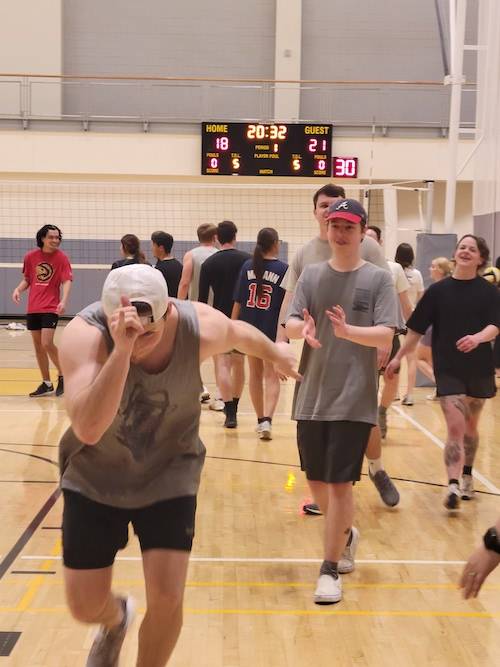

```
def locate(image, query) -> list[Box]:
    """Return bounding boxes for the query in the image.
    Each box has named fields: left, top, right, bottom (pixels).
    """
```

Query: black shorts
left=297, top=420, right=372, bottom=483
left=26, top=313, right=59, bottom=330
left=62, top=490, right=197, bottom=570
left=379, top=335, right=401, bottom=374
left=436, top=373, right=496, bottom=399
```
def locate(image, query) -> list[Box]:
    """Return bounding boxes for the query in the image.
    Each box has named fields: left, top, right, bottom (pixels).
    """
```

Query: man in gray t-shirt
left=285, top=199, right=397, bottom=605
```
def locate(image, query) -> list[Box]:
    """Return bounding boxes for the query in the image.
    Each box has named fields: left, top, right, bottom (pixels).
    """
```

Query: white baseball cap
left=101, top=264, right=169, bottom=323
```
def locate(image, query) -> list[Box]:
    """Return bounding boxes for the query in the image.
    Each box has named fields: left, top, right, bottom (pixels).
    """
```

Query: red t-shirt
left=23, top=248, right=73, bottom=314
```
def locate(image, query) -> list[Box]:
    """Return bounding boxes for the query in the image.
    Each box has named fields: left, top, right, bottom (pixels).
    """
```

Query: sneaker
left=200, top=386, right=210, bottom=403
left=303, top=502, right=322, bottom=516
left=86, top=596, right=135, bottom=667
left=426, top=391, right=438, bottom=401
left=339, top=526, right=359, bottom=574
left=56, top=376, right=64, bottom=397
left=461, top=474, right=474, bottom=500
left=378, top=407, right=387, bottom=439
left=258, top=420, right=272, bottom=441
left=224, top=404, right=237, bottom=429
left=314, top=573, right=342, bottom=604
left=369, top=469, right=400, bottom=507
left=29, top=382, right=54, bottom=397
left=209, top=398, right=225, bottom=412
left=402, top=395, right=414, bottom=406
left=444, top=483, right=461, bottom=511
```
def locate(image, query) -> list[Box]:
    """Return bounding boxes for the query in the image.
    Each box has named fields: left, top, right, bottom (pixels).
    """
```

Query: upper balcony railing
left=0, top=73, right=477, bottom=136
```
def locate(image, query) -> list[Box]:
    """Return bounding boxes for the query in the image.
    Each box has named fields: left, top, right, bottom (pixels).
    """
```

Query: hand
left=325, top=305, right=349, bottom=339
left=384, top=357, right=401, bottom=380
left=456, top=334, right=480, bottom=353
left=272, top=341, right=302, bottom=381
left=302, top=309, right=321, bottom=349
left=459, top=545, right=500, bottom=599
left=12, top=288, right=21, bottom=305
left=377, top=346, right=392, bottom=370
left=108, top=296, right=145, bottom=354
left=56, top=301, right=66, bottom=316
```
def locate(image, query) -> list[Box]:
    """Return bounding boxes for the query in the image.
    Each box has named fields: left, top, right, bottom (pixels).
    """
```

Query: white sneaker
left=444, top=483, right=461, bottom=511
left=338, top=526, right=359, bottom=574
left=461, top=474, right=474, bottom=500
left=209, top=398, right=225, bottom=411
left=87, top=595, right=135, bottom=666
left=402, top=395, right=414, bottom=406
left=426, top=391, right=438, bottom=401
left=314, top=573, right=342, bottom=604
left=258, top=420, right=272, bottom=441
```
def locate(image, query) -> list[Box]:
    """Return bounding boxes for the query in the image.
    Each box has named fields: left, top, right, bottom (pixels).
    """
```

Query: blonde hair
left=432, top=256, right=452, bottom=277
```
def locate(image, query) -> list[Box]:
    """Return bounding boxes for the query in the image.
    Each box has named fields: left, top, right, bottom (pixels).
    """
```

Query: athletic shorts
left=296, top=420, right=372, bottom=483
left=436, top=372, right=496, bottom=399
left=62, top=490, right=197, bottom=570
left=379, top=335, right=401, bottom=374
left=26, top=312, right=58, bottom=330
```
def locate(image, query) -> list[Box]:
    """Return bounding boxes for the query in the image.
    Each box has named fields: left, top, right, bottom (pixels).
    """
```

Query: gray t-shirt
left=59, top=299, right=206, bottom=508
left=189, top=245, right=218, bottom=302
left=287, top=261, right=397, bottom=425
left=283, top=234, right=389, bottom=292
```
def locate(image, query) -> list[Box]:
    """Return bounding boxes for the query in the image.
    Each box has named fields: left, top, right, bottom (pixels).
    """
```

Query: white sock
left=43, top=380, right=53, bottom=387
left=368, top=457, right=384, bottom=476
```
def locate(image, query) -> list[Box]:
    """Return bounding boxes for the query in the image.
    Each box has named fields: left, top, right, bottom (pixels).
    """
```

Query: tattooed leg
left=440, top=395, right=467, bottom=480
left=464, top=397, right=485, bottom=468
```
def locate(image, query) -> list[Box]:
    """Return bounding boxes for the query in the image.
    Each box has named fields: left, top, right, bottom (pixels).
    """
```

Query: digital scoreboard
left=201, top=122, right=333, bottom=177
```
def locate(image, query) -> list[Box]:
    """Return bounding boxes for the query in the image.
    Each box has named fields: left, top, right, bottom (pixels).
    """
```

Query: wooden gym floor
left=0, top=325, right=500, bottom=666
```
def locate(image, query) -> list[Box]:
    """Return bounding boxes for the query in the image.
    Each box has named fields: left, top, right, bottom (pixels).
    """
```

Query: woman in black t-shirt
left=386, top=235, right=500, bottom=512
left=111, top=234, right=148, bottom=270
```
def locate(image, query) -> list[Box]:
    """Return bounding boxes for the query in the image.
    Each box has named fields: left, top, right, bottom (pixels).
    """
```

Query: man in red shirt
left=12, top=225, right=73, bottom=396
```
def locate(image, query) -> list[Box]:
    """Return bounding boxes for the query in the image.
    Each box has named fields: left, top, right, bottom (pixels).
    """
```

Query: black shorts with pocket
left=436, top=372, right=496, bottom=399
left=62, top=490, right=197, bottom=570
left=296, top=420, right=372, bottom=483
left=26, top=312, right=59, bottom=330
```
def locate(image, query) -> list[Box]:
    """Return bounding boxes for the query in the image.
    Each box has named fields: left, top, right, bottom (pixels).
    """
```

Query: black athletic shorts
left=26, top=312, right=58, bottom=330
left=436, top=372, right=496, bottom=399
left=379, top=334, right=401, bottom=374
left=297, top=420, right=372, bottom=483
left=62, top=490, right=197, bottom=570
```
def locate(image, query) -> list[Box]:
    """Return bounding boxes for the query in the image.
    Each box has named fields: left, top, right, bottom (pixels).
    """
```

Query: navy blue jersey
left=234, top=258, right=288, bottom=341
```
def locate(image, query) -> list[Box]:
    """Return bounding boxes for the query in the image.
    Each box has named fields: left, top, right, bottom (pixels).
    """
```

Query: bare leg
left=248, top=356, right=264, bottom=418
left=464, top=397, right=485, bottom=468
left=324, top=483, right=354, bottom=562
left=406, top=350, right=417, bottom=397
left=214, top=354, right=233, bottom=402
left=416, top=344, right=435, bottom=383
left=380, top=373, right=399, bottom=409
left=137, top=549, right=190, bottom=667
left=440, top=395, right=467, bottom=480
left=308, top=480, right=329, bottom=514
left=30, top=330, right=50, bottom=380
left=365, top=426, right=382, bottom=459
left=41, top=327, right=62, bottom=374
left=64, top=565, right=123, bottom=628
left=231, top=352, right=245, bottom=399
left=263, top=359, right=280, bottom=418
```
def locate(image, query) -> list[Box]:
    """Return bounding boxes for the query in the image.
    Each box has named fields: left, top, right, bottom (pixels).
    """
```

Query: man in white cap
left=58, top=264, right=299, bottom=666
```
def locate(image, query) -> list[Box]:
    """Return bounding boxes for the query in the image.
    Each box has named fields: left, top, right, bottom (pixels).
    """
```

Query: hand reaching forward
left=302, top=309, right=321, bottom=349
left=272, top=341, right=302, bottom=381
left=325, top=305, right=349, bottom=339
left=108, top=296, right=145, bottom=355
left=459, top=545, right=500, bottom=599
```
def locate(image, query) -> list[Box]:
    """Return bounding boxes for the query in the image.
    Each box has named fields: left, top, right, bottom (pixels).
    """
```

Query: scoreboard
left=201, top=122, right=333, bottom=177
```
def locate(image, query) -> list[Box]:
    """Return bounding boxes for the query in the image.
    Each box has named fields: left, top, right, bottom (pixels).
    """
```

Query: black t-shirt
left=110, top=258, right=146, bottom=270
left=155, top=258, right=183, bottom=298
left=407, top=276, right=500, bottom=379
left=199, top=248, right=251, bottom=317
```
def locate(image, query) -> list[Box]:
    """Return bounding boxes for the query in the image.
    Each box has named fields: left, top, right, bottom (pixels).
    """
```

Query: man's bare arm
left=177, top=251, right=193, bottom=300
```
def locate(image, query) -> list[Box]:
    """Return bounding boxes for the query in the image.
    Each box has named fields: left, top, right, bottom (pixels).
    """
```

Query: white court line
left=391, top=405, right=500, bottom=495
left=20, top=555, right=466, bottom=566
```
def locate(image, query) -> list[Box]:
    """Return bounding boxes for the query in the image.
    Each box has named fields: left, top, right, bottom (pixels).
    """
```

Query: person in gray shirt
left=285, top=199, right=397, bottom=605
left=58, top=264, right=299, bottom=667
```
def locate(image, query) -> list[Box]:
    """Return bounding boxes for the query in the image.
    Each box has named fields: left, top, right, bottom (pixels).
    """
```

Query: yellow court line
left=0, top=605, right=499, bottom=619
left=15, top=540, right=61, bottom=612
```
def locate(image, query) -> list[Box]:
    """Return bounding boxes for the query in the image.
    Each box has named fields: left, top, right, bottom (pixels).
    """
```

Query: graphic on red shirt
left=23, top=248, right=73, bottom=314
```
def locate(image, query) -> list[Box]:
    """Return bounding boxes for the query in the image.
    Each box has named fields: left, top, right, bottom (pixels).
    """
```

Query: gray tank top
left=189, top=245, right=218, bottom=301
left=59, top=299, right=205, bottom=508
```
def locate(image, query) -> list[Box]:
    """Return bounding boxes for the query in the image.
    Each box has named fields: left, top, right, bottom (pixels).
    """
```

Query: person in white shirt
left=394, top=243, right=424, bottom=405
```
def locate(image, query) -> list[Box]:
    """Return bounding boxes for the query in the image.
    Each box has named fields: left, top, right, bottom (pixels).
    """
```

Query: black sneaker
left=224, top=414, right=237, bottom=428
left=29, top=382, right=54, bottom=397
left=369, top=469, right=400, bottom=507
left=303, top=503, right=322, bottom=515
left=55, top=376, right=64, bottom=397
